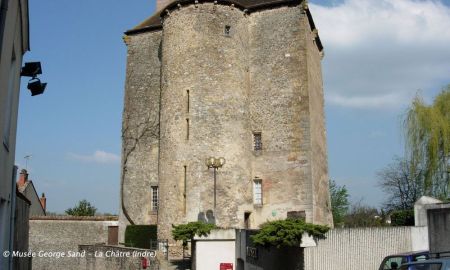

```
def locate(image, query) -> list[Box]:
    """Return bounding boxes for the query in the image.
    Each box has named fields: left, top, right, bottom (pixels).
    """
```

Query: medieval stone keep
left=119, top=0, right=333, bottom=243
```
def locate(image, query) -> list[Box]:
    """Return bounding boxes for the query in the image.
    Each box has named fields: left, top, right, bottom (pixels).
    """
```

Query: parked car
left=399, top=257, right=450, bottom=270
left=379, top=251, right=429, bottom=270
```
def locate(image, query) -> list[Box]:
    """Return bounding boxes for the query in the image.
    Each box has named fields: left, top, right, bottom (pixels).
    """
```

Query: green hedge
left=124, top=225, right=157, bottom=249
left=390, top=210, right=414, bottom=226
left=251, top=218, right=330, bottom=248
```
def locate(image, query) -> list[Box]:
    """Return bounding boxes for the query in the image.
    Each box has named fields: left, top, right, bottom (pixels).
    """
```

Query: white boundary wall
left=194, top=229, right=236, bottom=270
left=196, top=241, right=235, bottom=270
left=305, top=226, right=428, bottom=270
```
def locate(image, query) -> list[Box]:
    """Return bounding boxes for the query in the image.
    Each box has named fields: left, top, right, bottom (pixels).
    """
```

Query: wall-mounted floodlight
left=20, top=62, right=47, bottom=96
left=27, top=78, right=47, bottom=96
left=21, top=62, right=42, bottom=77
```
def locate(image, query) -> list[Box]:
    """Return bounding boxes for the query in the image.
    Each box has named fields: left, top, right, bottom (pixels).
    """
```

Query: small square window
left=253, top=132, right=262, bottom=151
left=224, top=25, right=231, bottom=36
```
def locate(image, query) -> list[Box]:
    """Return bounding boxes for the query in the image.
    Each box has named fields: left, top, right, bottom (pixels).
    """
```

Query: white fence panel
left=304, top=227, right=428, bottom=270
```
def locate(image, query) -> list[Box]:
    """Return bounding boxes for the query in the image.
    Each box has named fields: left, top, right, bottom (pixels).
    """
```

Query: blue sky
left=15, top=0, right=450, bottom=213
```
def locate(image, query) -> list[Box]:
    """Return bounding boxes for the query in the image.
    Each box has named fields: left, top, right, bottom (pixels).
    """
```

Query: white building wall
left=0, top=0, right=29, bottom=269
left=194, top=229, right=236, bottom=270
left=196, top=241, right=236, bottom=270
left=414, top=196, right=442, bottom=226
left=304, top=227, right=428, bottom=270
left=411, top=226, right=429, bottom=251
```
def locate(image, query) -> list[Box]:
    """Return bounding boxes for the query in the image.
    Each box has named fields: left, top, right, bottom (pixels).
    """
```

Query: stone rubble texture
left=120, top=0, right=333, bottom=255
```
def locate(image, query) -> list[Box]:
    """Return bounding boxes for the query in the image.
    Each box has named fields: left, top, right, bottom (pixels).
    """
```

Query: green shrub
left=250, top=218, right=330, bottom=248
left=172, top=221, right=217, bottom=246
left=390, top=209, right=414, bottom=226
left=125, top=225, right=157, bottom=249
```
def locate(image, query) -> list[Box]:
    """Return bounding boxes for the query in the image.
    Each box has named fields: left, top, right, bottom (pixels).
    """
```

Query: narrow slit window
left=186, top=90, right=190, bottom=113
left=253, top=179, right=262, bottom=205
left=151, top=186, right=159, bottom=212
left=253, top=132, right=262, bottom=151
left=224, top=25, right=231, bottom=36
left=186, top=118, right=190, bottom=140
left=184, top=165, right=187, bottom=214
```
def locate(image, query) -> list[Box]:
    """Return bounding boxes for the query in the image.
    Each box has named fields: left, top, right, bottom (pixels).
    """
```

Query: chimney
left=40, top=193, right=46, bottom=213
left=17, top=169, right=29, bottom=187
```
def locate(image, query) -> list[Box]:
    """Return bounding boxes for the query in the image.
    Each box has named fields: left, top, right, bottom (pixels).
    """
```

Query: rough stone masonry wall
left=122, top=0, right=333, bottom=252
left=158, top=3, right=251, bottom=244
left=304, top=11, right=333, bottom=225
left=247, top=6, right=314, bottom=226
left=120, top=30, right=161, bottom=241
left=29, top=217, right=118, bottom=270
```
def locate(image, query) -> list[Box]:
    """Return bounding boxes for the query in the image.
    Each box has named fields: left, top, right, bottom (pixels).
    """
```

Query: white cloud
left=326, top=92, right=411, bottom=109
left=68, top=150, right=120, bottom=164
left=310, top=0, right=450, bottom=109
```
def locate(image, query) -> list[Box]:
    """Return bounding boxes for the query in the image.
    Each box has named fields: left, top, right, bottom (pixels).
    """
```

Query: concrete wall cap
left=194, top=229, right=236, bottom=240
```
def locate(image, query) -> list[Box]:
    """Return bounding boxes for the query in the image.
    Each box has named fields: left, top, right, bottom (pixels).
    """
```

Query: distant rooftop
left=30, top=215, right=119, bottom=221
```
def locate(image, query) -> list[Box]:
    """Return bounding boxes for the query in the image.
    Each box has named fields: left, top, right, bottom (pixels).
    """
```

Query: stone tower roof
left=126, top=0, right=312, bottom=34
left=125, top=0, right=322, bottom=52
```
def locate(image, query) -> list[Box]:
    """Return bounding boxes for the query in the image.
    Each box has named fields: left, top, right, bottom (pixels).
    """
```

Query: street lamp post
left=206, top=157, right=226, bottom=212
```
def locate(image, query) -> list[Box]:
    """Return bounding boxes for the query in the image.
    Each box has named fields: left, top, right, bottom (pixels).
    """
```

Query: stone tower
left=120, top=0, right=333, bottom=246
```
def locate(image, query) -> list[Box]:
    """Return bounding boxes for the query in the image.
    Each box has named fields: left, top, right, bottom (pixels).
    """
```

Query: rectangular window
left=253, top=132, right=262, bottom=151
left=151, top=186, right=158, bottom=212
left=224, top=25, right=231, bottom=36
left=253, top=179, right=262, bottom=205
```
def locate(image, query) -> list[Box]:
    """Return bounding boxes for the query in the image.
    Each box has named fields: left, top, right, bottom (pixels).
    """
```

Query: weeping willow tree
left=405, top=86, right=450, bottom=200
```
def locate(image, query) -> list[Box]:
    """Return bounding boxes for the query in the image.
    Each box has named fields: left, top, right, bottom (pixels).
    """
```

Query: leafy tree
left=65, top=199, right=97, bottom=216
left=377, top=157, right=425, bottom=211
left=404, top=86, right=450, bottom=199
left=343, top=201, right=386, bottom=227
left=250, top=218, right=329, bottom=248
left=172, top=221, right=217, bottom=247
left=329, top=179, right=350, bottom=227
left=390, top=209, right=415, bottom=226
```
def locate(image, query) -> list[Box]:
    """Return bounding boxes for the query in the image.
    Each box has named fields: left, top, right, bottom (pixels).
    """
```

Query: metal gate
left=150, top=239, right=169, bottom=260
